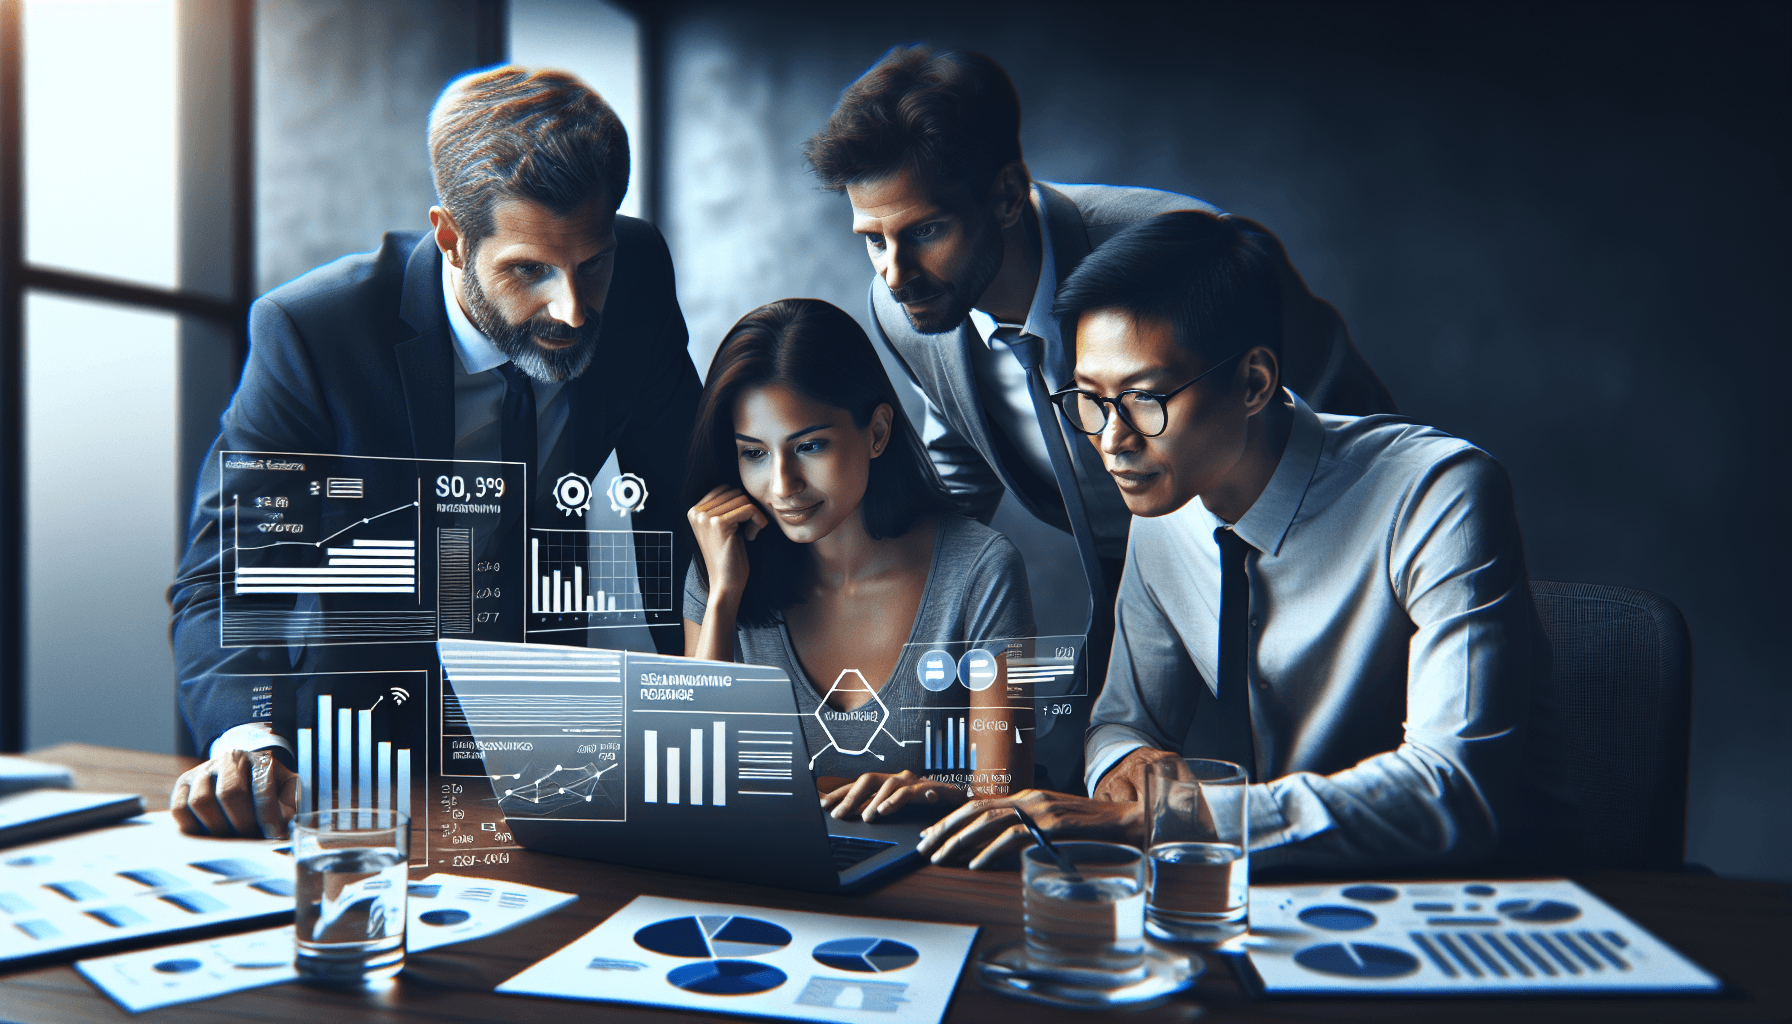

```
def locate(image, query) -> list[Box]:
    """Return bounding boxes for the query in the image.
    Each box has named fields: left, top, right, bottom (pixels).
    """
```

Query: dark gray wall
left=652, top=1, right=1791, bottom=881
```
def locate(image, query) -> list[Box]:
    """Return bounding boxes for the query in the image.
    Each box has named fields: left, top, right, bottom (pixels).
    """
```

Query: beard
left=893, top=209, right=1006, bottom=335
left=462, top=262, right=603, bottom=384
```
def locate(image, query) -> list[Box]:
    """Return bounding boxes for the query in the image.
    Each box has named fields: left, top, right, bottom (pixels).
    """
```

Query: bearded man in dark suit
left=168, top=66, right=700, bottom=837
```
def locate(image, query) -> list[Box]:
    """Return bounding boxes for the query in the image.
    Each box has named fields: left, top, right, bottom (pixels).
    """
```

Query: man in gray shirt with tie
left=914, top=211, right=1572, bottom=871
left=806, top=45, right=1395, bottom=793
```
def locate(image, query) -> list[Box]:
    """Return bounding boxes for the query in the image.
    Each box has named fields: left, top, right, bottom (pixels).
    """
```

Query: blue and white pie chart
left=666, top=959, right=788, bottom=995
left=635, top=915, right=792, bottom=958
left=813, top=937, right=920, bottom=973
left=1497, top=898, right=1580, bottom=923
left=1293, top=942, right=1420, bottom=978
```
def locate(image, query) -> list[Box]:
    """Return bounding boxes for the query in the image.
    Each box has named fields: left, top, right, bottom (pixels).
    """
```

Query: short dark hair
left=805, top=45, right=1022, bottom=195
left=428, top=66, right=629, bottom=245
left=684, top=299, right=962, bottom=625
left=1054, top=210, right=1284, bottom=365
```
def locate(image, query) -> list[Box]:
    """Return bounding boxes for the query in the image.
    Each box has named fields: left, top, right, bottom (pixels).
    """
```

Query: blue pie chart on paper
left=667, top=959, right=787, bottom=995
left=1293, top=943, right=1420, bottom=978
left=420, top=909, right=471, bottom=926
left=635, top=915, right=792, bottom=958
left=1298, top=906, right=1377, bottom=931
left=813, top=937, right=920, bottom=973
left=1498, top=898, right=1579, bottom=923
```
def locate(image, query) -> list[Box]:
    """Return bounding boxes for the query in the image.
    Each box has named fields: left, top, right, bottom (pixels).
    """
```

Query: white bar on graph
left=574, top=566, right=583, bottom=610
left=960, top=717, right=967, bottom=769
left=596, top=589, right=606, bottom=612
left=564, top=580, right=575, bottom=615
left=298, top=728, right=314, bottom=814
left=357, top=709, right=373, bottom=813
left=607, top=595, right=616, bottom=612
left=337, top=708, right=352, bottom=815
left=925, top=721, right=932, bottom=771
left=713, top=721, right=726, bottom=806
left=945, top=717, right=954, bottom=770
left=377, top=741, right=392, bottom=814
left=552, top=570, right=562, bottom=613
left=351, top=539, right=413, bottom=547
left=585, top=594, right=593, bottom=611
left=644, top=730, right=659, bottom=803
left=689, top=728, right=704, bottom=806
left=531, top=538, right=540, bottom=612
left=667, top=747, right=681, bottom=805
left=397, top=748, right=412, bottom=823
left=318, top=696, right=333, bottom=812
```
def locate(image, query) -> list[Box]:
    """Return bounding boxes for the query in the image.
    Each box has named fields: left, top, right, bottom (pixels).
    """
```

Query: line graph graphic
left=217, top=452, right=522, bottom=646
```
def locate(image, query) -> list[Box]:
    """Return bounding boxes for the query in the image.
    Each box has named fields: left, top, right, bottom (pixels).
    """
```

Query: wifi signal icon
left=389, top=687, right=411, bottom=705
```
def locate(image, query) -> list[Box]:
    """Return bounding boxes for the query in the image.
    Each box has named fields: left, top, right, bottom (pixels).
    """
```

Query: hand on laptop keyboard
left=820, top=770, right=968, bottom=823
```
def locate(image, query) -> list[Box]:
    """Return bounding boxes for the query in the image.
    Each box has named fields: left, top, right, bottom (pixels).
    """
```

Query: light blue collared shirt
left=442, top=259, right=571, bottom=470
left=1087, top=392, right=1571, bottom=870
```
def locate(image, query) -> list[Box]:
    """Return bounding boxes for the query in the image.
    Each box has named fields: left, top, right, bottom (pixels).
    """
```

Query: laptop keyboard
left=828, top=835, right=897, bottom=872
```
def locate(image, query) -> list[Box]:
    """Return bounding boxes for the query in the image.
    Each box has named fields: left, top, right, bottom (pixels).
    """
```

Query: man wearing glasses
left=807, top=45, right=1395, bottom=793
left=914, top=211, right=1572, bottom=870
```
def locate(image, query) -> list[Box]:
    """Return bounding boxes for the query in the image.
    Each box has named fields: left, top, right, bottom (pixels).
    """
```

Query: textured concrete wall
left=255, top=0, right=485, bottom=293
left=652, top=1, right=1791, bottom=880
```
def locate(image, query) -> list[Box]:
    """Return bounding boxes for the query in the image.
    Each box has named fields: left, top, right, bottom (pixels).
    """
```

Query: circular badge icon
left=552, top=472, right=591, bottom=517
left=916, top=650, right=955, bottom=692
left=607, top=472, right=649, bottom=516
left=958, top=649, right=998, bottom=691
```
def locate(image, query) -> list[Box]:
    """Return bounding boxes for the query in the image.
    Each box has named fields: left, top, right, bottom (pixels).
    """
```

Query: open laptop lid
left=437, top=639, right=852, bottom=890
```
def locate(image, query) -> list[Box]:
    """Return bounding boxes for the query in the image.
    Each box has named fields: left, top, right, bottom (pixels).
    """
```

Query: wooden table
left=2, top=743, right=1787, bottom=1023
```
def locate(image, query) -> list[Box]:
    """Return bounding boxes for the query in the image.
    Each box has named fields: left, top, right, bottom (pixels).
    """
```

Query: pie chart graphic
left=813, top=937, right=920, bottom=973
left=1293, top=942, right=1420, bottom=978
left=419, top=909, right=471, bottom=926
left=1497, top=898, right=1580, bottom=923
left=635, top=915, right=792, bottom=959
left=666, top=959, right=788, bottom=995
left=1298, top=906, right=1377, bottom=931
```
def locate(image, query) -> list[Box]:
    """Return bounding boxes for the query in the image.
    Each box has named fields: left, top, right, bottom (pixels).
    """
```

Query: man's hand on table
left=171, top=750, right=299, bottom=839
left=1092, top=746, right=1192, bottom=804
left=915, top=789, right=1144, bottom=869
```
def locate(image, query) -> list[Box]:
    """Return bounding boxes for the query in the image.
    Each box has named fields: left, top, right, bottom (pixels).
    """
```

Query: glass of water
left=1144, top=758, right=1248, bottom=943
left=291, top=809, right=409, bottom=985
left=1022, top=841, right=1147, bottom=987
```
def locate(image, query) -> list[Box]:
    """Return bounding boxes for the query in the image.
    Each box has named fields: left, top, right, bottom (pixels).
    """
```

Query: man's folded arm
left=865, top=282, right=1005, bottom=524
left=1246, top=450, right=1537, bottom=870
left=170, top=297, right=331, bottom=756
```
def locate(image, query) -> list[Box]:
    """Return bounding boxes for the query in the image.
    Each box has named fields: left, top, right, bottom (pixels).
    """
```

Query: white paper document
left=0, top=812, right=293, bottom=963
left=498, top=895, right=978, bottom=1024
left=76, top=926, right=298, bottom=1013
left=405, top=872, right=576, bottom=952
left=1241, top=877, right=1721, bottom=996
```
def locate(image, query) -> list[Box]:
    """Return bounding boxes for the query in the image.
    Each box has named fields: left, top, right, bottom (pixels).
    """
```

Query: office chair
left=1529, top=581, right=1692, bottom=870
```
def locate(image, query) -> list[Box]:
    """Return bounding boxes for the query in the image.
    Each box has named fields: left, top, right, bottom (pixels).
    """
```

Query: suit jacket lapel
left=395, top=235, right=454, bottom=463
left=1036, top=182, right=1091, bottom=387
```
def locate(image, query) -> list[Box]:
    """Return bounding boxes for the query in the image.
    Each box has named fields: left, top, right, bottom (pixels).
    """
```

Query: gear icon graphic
left=552, top=472, right=591, bottom=517
left=607, top=473, right=649, bottom=517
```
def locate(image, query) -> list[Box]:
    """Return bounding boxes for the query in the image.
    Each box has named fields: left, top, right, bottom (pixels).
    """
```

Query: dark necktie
left=998, top=327, right=1104, bottom=632
left=1213, top=527, right=1259, bottom=780
left=497, top=362, right=537, bottom=499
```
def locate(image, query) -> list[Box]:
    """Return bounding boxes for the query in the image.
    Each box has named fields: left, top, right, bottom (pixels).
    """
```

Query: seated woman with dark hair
left=684, top=298, right=1034, bottom=822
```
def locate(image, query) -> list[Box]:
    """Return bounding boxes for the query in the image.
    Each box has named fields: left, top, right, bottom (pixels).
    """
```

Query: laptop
left=436, top=639, right=937, bottom=893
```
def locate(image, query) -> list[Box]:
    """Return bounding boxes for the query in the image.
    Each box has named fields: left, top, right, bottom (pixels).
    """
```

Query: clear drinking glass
left=1022, top=841, right=1147, bottom=987
left=291, top=809, right=409, bottom=984
left=1144, top=757, right=1248, bottom=943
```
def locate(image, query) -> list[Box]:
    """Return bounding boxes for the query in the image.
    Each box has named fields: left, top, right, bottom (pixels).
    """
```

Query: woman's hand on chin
left=688, top=485, right=768, bottom=596
left=820, top=770, right=968, bottom=823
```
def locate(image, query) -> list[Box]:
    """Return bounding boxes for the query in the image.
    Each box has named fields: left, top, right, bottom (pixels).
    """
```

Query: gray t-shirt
left=684, top=514, right=1034, bottom=782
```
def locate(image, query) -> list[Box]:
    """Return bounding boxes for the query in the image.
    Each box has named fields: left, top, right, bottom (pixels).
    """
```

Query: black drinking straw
left=1012, top=807, right=1083, bottom=882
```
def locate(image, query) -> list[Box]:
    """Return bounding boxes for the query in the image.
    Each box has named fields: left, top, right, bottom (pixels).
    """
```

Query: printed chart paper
left=76, top=926, right=298, bottom=1013
left=1242, top=877, right=1721, bottom=996
left=405, top=873, right=576, bottom=952
left=498, top=895, right=977, bottom=1023
left=0, top=813, right=293, bottom=964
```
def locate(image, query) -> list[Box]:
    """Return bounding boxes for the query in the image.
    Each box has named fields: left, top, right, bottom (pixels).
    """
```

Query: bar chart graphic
left=923, top=715, right=976, bottom=771
left=640, top=723, right=797, bottom=804
left=527, top=528, right=673, bottom=632
left=295, top=692, right=416, bottom=847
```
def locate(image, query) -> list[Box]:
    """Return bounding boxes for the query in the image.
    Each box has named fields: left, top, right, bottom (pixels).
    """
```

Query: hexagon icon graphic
left=809, top=670, right=898, bottom=769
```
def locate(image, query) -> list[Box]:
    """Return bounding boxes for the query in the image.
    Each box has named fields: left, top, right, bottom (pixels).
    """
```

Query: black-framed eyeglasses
left=1050, top=348, right=1249, bottom=437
